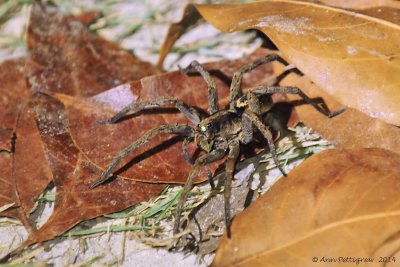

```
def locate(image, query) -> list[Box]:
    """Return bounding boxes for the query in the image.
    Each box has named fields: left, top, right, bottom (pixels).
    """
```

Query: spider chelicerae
left=90, top=54, right=343, bottom=237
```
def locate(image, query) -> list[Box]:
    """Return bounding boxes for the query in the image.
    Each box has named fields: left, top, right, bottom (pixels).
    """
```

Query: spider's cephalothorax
left=90, top=54, right=344, bottom=237
left=195, top=110, right=242, bottom=153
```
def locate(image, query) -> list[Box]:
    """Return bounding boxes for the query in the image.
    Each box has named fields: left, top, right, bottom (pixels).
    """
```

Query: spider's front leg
left=97, top=96, right=201, bottom=125
left=173, top=148, right=226, bottom=234
left=90, top=124, right=194, bottom=189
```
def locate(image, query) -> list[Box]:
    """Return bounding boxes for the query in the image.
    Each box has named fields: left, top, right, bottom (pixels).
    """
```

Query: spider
left=90, top=54, right=344, bottom=237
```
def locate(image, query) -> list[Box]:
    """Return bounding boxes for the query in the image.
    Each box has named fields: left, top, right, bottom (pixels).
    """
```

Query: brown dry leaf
left=0, top=59, right=28, bottom=152
left=14, top=2, right=275, bottom=247
left=20, top=93, right=165, bottom=246
left=26, top=3, right=157, bottom=97
left=0, top=1, right=163, bottom=246
left=277, top=66, right=400, bottom=154
left=316, top=0, right=400, bottom=9
left=0, top=59, right=52, bottom=232
left=315, top=1, right=400, bottom=24
left=6, top=101, right=53, bottom=227
left=212, top=148, right=400, bottom=267
left=358, top=6, right=400, bottom=24
left=0, top=153, right=14, bottom=215
left=185, top=1, right=400, bottom=125
left=157, top=4, right=202, bottom=68
left=54, top=49, right=275, bottom=184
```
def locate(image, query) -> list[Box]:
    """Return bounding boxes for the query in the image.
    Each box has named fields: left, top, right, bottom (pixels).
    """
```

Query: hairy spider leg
left=90, top=124, right=194, bottom=189
left=205, top=165, right=215, bottom=189
left=250, top=86, right=345, bottom=117
left=229, top=54, right=287, bottom=110
left=173, top=149, right=226, bottom=234
left=182, top=137, right=215, bottom=188
left=224, top=140, right=240, bottom=238
left=97, top=96, right=201, bottom=125
left=179, top=60, right=219, bottom=114
left=180, top=60, right=226, bottom=189
left=241, top=111, right=253, bottom=144
left=182, top=136, right=194, bottom=165
left=244, top=111, right=287, bottom=176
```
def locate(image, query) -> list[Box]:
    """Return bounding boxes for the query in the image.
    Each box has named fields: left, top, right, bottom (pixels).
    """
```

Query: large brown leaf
left=169, top=1, right=400, bottom=125
left=157, top=4, right=202, bottom=69
left=15, top=3, right=274, bottom=246
left=276, top=65, right=400, bottom=154
left=26, top=3, right=157, bottom=97
left=317, top=0, right=400, bottom=9
left=20, top=93, right=165, bottom=246
left=0, top=60, right=27, bottom=218
left=54, top=49, right=275, bottom=184
left=0, top=1, right=162, bottom=247
left=315, top=1, right=400, bottom=24
left=213, top=148, right=400, bottom=267
left=0, top=59, right=28, bottom=152
left=21, top=49, right=274, bottom=245
left=0, top=59, right=52, bottom=232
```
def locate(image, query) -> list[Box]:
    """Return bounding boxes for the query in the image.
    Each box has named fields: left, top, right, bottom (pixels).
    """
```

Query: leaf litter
left=1, top=0, right=399, bottom=266
left=0, top=59, right=53, bottom=234
left=156, top=0, right=400, bottom=264
left=0, top=1, right=282, bottom=264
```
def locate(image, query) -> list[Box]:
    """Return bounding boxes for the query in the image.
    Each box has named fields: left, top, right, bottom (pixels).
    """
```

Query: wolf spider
left=90, top=54, right=343, bottom=237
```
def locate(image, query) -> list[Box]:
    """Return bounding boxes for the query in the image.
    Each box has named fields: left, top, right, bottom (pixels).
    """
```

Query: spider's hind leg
left=180, top=60, right=218, bottom=115
left=243, top=110, right=287, bottom=177
left=229, top=54, right=286, bottom=110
